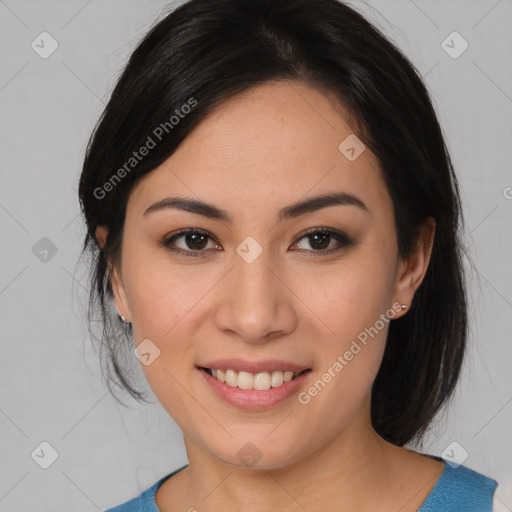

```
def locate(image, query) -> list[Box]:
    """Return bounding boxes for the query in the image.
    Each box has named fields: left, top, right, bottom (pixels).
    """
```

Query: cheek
left=312, top=277, right=390, bottom=398
left=310, top=252, right=396, bottom=341
left=123, top=246, right=218, bottom=341
left=303, top=241, right=396, bottom=404
left=122, top=247, right=226, bottom=406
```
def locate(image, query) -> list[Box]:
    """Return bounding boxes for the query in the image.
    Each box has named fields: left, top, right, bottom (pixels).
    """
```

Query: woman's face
left=106, top=81, right=430, bottom=469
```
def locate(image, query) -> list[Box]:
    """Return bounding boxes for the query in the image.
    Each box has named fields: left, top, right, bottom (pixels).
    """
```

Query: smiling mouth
left=199, top=367, right=312, bottom=391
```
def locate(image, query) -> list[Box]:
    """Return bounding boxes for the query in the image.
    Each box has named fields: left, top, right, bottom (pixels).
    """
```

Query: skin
left=96, top=80, right=441, bottom=512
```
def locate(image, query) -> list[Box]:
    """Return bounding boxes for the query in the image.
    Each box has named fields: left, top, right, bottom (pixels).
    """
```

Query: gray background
left=0, top=0, right=511, bottom=510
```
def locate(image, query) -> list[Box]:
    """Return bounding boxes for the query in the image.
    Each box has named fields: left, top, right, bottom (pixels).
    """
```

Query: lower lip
left=198, top=368, right=311, bottom=411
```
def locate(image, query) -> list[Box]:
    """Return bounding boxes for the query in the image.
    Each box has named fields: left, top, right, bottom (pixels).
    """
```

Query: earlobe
left=393, top=217, right=436, bottom=314
left=110, top=264, right=132, bottom=324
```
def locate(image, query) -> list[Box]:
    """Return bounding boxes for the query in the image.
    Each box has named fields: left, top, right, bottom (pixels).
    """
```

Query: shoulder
left=419, top=460, right=498, bottom=512
left=105, top=473, right=168, bottom=512
left=103, top=478, right=161, bottom=512
left=103, top=465, right=188, bottom=512
left=103, top=495, right=140, bottom=512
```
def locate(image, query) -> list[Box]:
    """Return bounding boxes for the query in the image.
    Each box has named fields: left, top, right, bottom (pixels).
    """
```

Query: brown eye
left=302, top=231, right=332, bottom=250
left=160, top=227, right=354, bottom=258
left=181, top=232, right=209, bottom=250
left=292, top=228, right=355, bottom=255
left=161, top=229, right=221, bottom=257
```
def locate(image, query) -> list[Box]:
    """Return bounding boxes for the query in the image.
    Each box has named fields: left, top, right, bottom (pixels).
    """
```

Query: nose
left=212, top=244, right=298, bottom=343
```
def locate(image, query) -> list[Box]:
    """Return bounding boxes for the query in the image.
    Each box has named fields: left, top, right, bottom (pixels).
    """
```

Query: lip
left=198, top=358, right=310, bottom=374
left=198, top=366, right=312, bottom=411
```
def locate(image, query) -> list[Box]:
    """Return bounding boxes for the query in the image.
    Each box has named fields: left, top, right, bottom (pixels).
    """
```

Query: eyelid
left=291, top=227, right=355, bottom=254
left=160, top=228, right=221, bottom=257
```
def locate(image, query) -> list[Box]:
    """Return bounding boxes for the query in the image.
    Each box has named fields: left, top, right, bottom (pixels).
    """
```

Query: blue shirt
left=103, top=458, right=498, bottom=511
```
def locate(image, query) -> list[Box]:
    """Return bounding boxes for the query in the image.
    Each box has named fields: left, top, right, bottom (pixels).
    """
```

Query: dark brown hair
left=78, top=0, right=468, bottom=446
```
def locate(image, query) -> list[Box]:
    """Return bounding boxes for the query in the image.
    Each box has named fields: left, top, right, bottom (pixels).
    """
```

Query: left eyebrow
left=278, top=192, right=368, bottom=220
left=142, top=192, right=368, bottom=221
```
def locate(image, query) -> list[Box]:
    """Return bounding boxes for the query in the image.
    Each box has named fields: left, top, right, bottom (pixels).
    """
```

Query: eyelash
left=159, top=227, right=355, bottom=258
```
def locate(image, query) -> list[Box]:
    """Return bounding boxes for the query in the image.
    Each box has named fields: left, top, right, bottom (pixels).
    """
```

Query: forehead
left=127, top=81, right=391, bottom=221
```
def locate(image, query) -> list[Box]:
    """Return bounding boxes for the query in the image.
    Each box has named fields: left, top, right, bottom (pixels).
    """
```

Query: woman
left=78, top=0, right=499, bottom=510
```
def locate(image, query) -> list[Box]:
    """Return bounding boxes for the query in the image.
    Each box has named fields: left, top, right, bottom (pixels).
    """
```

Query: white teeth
left=207, top=368, right=303, bottom=390
left=271, top=371, right=283, bottom=387
left=237, top=371, right=253, bottom=390
left=253, top=372, right=271, bottom=390
left=225, top=369, right=238, bottom=387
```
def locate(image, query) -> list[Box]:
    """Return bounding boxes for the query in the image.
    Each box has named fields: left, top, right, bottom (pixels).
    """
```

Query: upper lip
left=198, top=359, right=311, bottom=374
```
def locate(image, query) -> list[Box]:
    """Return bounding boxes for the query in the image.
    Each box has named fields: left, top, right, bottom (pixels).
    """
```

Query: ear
left=95, top=225, right=108, bottom=249
left=95, top=225, right=132, bottom=323
left=392, top=217, right=435, bottom=317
